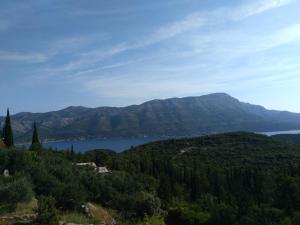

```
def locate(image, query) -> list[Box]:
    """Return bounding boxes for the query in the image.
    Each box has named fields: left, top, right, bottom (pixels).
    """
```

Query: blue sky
left=1, top=0, right=300, bottom=114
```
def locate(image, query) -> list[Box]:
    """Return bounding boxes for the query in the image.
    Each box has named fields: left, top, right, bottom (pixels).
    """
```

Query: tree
left=58, top=182, right=87, bottom=210
left=135, top=192, right=161, bottom=218
left=31, top=122, right=42, bottom=150
left=35, top=196, right=59, bottom=225
left=70, top=144, right=75, bottom=160
left=2, top=109, right=14, bottom=148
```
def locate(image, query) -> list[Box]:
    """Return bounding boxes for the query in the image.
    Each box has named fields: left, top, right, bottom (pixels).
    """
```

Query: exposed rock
left=3, top=169, right=9, bottom=177
left=85, top=203, right=116, bottom=225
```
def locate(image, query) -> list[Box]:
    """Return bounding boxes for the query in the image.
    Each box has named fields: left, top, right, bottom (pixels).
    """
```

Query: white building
left=75, top=162, right=109, bottom=174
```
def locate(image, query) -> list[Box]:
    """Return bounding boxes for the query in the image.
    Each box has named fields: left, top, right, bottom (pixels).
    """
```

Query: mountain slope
left=2, top=93, right=300, bottom=141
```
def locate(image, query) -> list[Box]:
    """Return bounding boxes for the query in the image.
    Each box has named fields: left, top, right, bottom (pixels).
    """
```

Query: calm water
left=260, top=130, right=300, bottom=136
left=39, top=137, right=167, bottom=153
left=18, top=130, right=300, bottom=153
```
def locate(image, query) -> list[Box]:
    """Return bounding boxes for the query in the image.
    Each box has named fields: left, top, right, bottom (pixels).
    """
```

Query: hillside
left=2, top=93, right=300, bottom=141
left=273, top=133, right=300, bottom=145
left=2, top=132, right=300, bottom=225
left=120, top=132, right=300, bottom=168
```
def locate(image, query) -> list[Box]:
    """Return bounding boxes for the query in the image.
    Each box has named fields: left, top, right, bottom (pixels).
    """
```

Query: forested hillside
left=273, top=134, right=300, bottom=145
left=2, top=132, right=300, bottom=224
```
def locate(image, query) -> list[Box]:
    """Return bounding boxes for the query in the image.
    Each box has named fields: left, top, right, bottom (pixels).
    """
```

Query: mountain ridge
left=1, top=93, right=300, bottom=142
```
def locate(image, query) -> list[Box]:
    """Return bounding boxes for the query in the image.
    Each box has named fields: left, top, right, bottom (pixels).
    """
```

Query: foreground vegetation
left=2, top=131, right=300, bottom=224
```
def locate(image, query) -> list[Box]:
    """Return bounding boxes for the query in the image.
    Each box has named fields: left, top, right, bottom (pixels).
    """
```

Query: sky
left=0, top=0, right=300, bottom=115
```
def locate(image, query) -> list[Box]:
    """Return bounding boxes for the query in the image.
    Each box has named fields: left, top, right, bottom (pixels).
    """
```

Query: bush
left=34, top=196, right=59, bottom=225
left=0, top=177, right=33, bottom=204
left=135, top=192, right=162, bottom=218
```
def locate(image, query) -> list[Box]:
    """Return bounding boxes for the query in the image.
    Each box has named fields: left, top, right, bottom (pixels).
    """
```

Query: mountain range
left=1, top=93, right=300, bottom=142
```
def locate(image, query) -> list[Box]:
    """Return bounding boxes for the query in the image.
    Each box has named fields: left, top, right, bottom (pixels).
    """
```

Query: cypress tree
left=32, top=122, right=40, bottom=144
left=70, top=144, right=75, bottom=160
left=31, top=122, right=42, bottom=150
left=3, top=109, right=14, bottom=148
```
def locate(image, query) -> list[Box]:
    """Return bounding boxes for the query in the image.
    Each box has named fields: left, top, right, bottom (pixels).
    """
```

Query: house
left=75, top=162, right=109, bottom=174
left=75, top=162, right=97, bottom=168
left=96, top=167, right=109, bottom=173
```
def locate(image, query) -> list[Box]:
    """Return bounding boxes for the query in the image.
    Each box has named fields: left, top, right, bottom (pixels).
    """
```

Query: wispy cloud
left=70, top=1, right=193, bottom=17
left=0, top=2, right=31, bottom=32
left=84, top=55, right=300, bottom=104
left=1, top=0, right=299, bottom=112
left=0, top=51, right=48, bottom=63
left=71, top=8, right=131, bottom=16
left=235, top=0, right=294, bottom=18
left=56, top=0, right=296, bottom=74
left=183, top=21, right=300, bottom=63
left=50, top=44, right=129, bottom=74
left=29, top=0, right=297, bottom=87
left=81, top=18, right=300, bottom=103
left=48, top=33, right=108, bottom=55
left=84, top=74, right=225, bottom=102
left=145, top=0, right=295, bottom=45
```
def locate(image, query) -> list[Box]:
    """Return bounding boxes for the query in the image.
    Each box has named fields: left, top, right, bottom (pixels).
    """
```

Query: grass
left=60, top=211, right=100, bottom=224
left=14, top=198, right=38, bottom=215
left=0, top=198, right=37, bottom=225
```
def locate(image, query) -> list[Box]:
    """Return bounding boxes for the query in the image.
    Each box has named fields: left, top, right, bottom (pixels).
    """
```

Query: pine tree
left=30, top=122, right=42, bottom=150
left=3, top=109, right=14, bottom=148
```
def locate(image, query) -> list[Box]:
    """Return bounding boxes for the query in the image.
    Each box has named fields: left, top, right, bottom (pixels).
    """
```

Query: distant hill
left=1, top=93, right=300, bottom=142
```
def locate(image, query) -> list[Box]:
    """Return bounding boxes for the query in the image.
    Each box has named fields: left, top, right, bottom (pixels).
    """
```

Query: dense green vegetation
left=2, top=130, right=300, bottom=224
left=273, top=134, right=300, bottom=145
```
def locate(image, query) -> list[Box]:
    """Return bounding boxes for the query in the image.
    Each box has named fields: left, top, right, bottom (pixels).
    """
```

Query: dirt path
left=86, top=203, right=115, bottom=225
left=0, top=213, right=36, bottom=224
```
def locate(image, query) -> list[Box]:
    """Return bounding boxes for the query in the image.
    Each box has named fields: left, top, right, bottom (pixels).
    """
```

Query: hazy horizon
left=1, top=0, right=300, bottom=114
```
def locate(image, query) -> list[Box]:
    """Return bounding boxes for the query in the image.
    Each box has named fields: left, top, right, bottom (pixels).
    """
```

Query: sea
left=18, top=137, right=166, bottom=153
left=17, top=130, right=300, bottom=153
